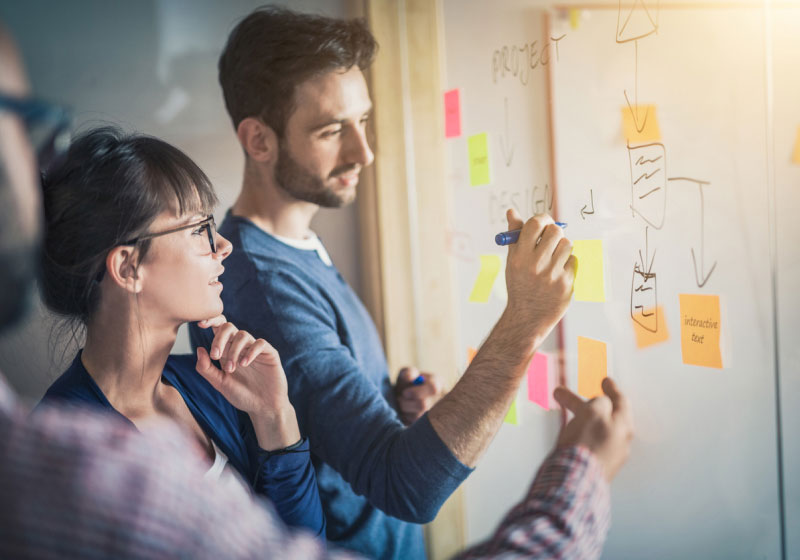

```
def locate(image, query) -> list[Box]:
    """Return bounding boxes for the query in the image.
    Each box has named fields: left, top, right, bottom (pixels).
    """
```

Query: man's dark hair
left=218, top=5, right=377, bottom=136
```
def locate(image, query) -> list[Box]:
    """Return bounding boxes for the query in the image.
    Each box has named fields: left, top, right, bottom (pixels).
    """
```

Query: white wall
left=0, top=0, right=365, bottom=400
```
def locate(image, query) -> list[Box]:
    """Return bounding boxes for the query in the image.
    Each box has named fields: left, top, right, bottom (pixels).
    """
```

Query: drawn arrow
left=623, top=40, right=649, bottom=133
left=499, top=97, right=514, bottom=167
left=668, top=176, right=717, bottom=287
left=580, top=188, right=595, bottom=220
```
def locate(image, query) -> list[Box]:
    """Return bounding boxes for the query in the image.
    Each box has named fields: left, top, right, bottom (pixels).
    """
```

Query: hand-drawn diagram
left=628, top=142, right=666, bottom=228
left=631, top=227, right=658, bottom=332
left=618, top=0, right=716, bottom=303
left=580, top=189, right=595, bottom=220
left=499, top=97, right=514, bottom=167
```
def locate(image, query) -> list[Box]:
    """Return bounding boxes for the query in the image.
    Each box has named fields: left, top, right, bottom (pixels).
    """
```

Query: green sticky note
left=468, top=132, right=491, bottom=186
left=572, top=239, right=606, bottom=302
left=469, top=255, right=502, bottom=303
left=504, top=399, right=519, bottom=425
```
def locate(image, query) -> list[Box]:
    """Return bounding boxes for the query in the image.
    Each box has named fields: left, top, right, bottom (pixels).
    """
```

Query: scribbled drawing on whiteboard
left=667, top=176, right=717, bottom=287
left=616, top=0, right=660, bottom=44
left=630, top=226, right=658, bottom=333
left=628, top=142, right=666, bottom=229
left=499, top=97, right=514, bottom=167
left=580, top=188, right=595, bottom=220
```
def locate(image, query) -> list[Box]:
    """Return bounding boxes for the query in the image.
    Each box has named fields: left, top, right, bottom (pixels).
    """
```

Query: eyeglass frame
left=121, top=215, right=217, bottom=254
left=0, top=92, right=72, bottom=170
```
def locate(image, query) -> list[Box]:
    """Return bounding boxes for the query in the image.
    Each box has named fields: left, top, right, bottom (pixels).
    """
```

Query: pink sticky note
left=527, top=352, right=549, bottom=410
left=444, top=89, right=461, bottom=138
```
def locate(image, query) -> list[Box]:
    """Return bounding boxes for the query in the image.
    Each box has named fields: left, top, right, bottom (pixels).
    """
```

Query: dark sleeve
left=454, top=446, right=611, bottom=560
left=250, top=437, right=326, bottom=538
left=214, top=268, right=473, bottom=524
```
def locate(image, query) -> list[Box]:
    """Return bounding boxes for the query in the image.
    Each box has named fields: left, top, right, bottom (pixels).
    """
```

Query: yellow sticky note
left=578, top=336, right=607, bottom=399
left=572, top=240, right=605, bottom=302
left=468, top=132, right=491, bottom=186
left=679, top=294, right=723, bottom=368
left=633, top=305, right=670, bottom=348
left=466, top=346, right=478, bottom=365
left=621, top=105, right=661, bottom=143
left=569, top=8, right=581, bottom=30
left=504, top=399, right=519, bottom=425
left=469, top=255, right=502, bottom=303
left=792, top=126, right=800, bottom=164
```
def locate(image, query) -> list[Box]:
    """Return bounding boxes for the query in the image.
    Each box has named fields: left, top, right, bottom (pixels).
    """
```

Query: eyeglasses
left=122, top=215, right=217, bottom=254
left=0, top=92, right=72, bottom=171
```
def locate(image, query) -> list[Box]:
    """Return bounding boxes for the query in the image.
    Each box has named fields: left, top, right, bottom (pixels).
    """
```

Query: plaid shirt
left=0, top=376, right=610, bottom=559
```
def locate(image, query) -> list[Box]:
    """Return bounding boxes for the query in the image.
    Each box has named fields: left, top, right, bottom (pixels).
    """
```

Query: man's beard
left=274, top=141, right=358, bottom=208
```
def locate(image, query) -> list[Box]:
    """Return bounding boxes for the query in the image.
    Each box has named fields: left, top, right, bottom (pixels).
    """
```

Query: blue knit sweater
left=190, top=213, right=472, bottom=559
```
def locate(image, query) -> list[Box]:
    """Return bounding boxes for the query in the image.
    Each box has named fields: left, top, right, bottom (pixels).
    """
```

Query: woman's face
left=135, top=209, right=232, bottom=326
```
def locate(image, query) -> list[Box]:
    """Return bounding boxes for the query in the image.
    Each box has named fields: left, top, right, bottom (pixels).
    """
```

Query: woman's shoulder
left=163, top=354, right=235, bottom=413
left=38, top=352, right=109, bottom=409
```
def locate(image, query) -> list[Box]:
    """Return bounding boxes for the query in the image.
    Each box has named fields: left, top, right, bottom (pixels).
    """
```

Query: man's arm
left=454, top=378, right=634, bottom=560
left=429, top=210, right=576, bottom=467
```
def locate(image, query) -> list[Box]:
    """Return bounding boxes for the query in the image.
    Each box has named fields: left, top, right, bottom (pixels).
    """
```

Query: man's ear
left=105, top=246, right=144, bottom=295
left=236, top=117, right=278, bottom=164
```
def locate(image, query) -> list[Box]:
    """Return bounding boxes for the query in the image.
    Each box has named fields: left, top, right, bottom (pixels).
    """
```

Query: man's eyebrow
left=308, top=108, right=373, bottom=132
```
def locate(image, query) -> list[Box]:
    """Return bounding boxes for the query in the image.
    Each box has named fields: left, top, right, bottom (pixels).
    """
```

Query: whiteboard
left=442, top=2, right=794, bottom=559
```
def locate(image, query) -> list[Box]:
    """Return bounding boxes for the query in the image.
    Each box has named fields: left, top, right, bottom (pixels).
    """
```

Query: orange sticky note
left=577, top=336, right=607, bottom=399
left=633, top=305, right=670, bottom=348
left=621, top=105, right=661, bottom=143
left=679, top=294, right=723, bottom=369
left=466, top=346, right=478, bottom=365
left=504, top=399, right=519, bottom=425
left=527, top=352, right=549, bottom=409
left=793, top=126, right=800, bottom=164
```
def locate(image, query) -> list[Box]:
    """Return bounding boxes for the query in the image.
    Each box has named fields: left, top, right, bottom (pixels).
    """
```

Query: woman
left=37, top=126, right=324, bottom=536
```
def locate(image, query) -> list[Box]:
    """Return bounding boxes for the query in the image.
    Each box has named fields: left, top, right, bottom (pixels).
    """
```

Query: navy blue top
left=189, top=214, right=472, bottom=560
left=39, top=351, right=325, bottom=537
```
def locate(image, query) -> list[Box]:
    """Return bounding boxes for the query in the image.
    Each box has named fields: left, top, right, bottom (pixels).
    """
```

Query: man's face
left=0, top=29, right=43, bottom=332
left=274, top=66, right=374, bottom=208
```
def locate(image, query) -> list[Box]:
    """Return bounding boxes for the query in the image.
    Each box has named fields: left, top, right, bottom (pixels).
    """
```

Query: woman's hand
left=195, top=317, right=301, bottom=451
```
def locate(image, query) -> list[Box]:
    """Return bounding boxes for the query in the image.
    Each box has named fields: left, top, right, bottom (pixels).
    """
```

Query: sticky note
left=572, top=240, right=605, bottom=302
left=444, top=89, right=461, bottom=138
left=504, top=398, right=519, bottom=425
left=792, top=126, right=800, bottom=164
left=633, top=305, right=670, bottom=348
left=466, top=346, right=478, bottom=365
left=468, top=132, right=491, bottom=186
left=679, top=294, right=723, bottom=368
left=493, top=257, right=508, bottom=302
left=527, top=352, right=549, bottom=409
left=569, top=8, right=581, bottom=30
left=469, top=255, right=502, bottom=303
left=621, top=105, right=661, bottom=143
left=578, top=336, right=607, bottom=399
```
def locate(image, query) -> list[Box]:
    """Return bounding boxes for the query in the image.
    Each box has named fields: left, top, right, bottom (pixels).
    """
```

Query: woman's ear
left=236, top=117, right=278, bottom=164
left=105, top=246, right=144, bottom=294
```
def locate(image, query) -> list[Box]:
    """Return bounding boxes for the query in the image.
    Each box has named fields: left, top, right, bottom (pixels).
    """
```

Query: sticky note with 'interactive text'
left=679, top=294, right=722, bottom=368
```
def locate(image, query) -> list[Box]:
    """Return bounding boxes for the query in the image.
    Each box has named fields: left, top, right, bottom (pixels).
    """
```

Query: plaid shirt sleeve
left=454, top=446, right=611, bottom=560
left=0, top=378, right=356, bottom=560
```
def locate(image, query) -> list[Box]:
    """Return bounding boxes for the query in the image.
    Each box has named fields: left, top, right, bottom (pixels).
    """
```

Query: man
left=189, top=6, right=631, bottom=558
left=0, top=20, right=632, bottom=560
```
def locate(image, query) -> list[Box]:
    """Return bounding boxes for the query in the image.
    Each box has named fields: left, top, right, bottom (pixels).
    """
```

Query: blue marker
left=495, top=222, right=568, bottom=246
left=412, top=375, right=425, bottom=386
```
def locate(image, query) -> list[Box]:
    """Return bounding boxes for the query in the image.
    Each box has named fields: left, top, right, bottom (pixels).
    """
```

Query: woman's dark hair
left=218, top=5, right=378, bottom=136
left=39, top=125, right=217, bottom=326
